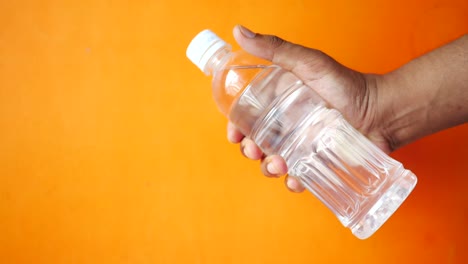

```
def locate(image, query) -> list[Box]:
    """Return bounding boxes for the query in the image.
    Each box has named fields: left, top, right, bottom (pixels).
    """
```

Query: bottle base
left=349, top=169, right=418, bottom=239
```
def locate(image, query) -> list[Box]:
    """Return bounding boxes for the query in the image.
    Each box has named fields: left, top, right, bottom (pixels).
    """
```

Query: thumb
left=233, top=25, right=325, bottom=72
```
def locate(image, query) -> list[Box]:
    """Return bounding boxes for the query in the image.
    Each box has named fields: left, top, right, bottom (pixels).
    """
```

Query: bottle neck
left=204, top=46, right=232, bottom=76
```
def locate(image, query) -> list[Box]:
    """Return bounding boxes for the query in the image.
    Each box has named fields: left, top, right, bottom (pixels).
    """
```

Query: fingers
left=260, top=155, right=288, bottom=177
left=227, top=122, right=287, bottom=176
left=260, top=156, right=305, bottom=192
left=232, top=25, right=325, bottom=73
left=228, top=122, right=263, bottom=160
left=285, top=176, right=305, bottom=193
left=260, top=155, right=305, bottom=193
left=227, top=120, right=304, bottom=193
left=233, top=133, right=305, bottom=193
left=227, top=122, right=244, bottom=143
left=240, top=138, right=263, bottom=160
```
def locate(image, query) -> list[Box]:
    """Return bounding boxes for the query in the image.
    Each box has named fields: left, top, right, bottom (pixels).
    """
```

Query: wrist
left=362, top=73, right=400, bottom=153
left=376, top=71, right=432, bottom=152
left=363, top=35, right=468, bottom=152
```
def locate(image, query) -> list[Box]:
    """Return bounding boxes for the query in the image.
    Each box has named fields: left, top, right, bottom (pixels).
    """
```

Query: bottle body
left=211, top=50, right=417, bottom=239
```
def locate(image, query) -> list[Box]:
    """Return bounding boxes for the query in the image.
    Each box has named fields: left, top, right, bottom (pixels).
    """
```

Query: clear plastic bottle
left=186, top=29, right=417, bottom=239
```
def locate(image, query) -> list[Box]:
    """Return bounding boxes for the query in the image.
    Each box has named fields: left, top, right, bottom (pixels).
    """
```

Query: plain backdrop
left=0, top=0, right=467, bottom=263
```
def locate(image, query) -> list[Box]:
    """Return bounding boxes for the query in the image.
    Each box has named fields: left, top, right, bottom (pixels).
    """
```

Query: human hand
left=228, top=25, right=392, bottom=193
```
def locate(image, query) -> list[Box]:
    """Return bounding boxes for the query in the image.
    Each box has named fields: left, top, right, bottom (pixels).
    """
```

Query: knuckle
left=267, top=35, right=286, bottom=49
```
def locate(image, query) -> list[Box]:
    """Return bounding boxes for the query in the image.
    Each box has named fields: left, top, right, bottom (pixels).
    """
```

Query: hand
left=228, top=25, right=392, bottom=193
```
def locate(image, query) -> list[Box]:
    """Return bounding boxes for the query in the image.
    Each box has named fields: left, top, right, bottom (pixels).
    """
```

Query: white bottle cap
left=186, top=29, right=228, bottom=73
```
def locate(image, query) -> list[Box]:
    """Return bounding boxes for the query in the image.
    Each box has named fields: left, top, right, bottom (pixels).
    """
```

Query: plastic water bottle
left=186, top=29, right=417, bottom=239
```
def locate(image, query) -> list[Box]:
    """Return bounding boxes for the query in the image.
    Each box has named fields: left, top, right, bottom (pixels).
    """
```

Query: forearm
left=379, top=34, right=468, bottom=150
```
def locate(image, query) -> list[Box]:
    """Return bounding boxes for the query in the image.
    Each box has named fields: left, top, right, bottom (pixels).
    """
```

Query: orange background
left=1, top=0, right=467, bottom=263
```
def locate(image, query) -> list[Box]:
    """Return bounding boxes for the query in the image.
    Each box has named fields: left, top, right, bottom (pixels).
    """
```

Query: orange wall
left=0, top=0, right=467, bottom=263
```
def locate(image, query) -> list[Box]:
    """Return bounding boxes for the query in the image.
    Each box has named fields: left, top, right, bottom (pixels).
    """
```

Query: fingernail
left=244, top=144, right=252, bottom=158
left=240, top=140, right=246, bottom=155
left=286, top=177, right=296, bottom=190
left=241, top=140, right=254, bottom=158
left=227, top=128, right=234, bottom=143
left=239, top=25, right=256, bottom=38
left=267, top=161, right=279, bottom=175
